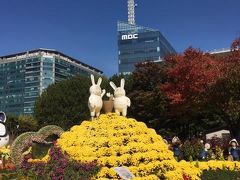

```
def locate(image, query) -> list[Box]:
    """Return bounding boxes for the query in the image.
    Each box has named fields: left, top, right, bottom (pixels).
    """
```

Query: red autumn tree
left=162, top=47, right=222, bottom=120
left=207, top=39, right=240, bottom=138
left=231, top=37, right=240, bottom=50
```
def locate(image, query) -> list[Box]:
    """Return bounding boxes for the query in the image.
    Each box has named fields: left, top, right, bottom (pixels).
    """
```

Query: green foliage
left=128, top=62, right=168, bottom=128
left=214, top=146, right=225, bottom=160
left=109, top=74, right=133, bottom=94
left=5, top=115, right=19, bottom=139
left=181, top=140, right=204, bottom=161
left=201, top=170, right=240, bottom=180
left=34, top=75, right=91, bottom=130
left=18, top=115, right=38, bottom=132
left=207, top=52, right=240, bottom=138
left=5, top=115, right=38, bottom=139
left=0, top=170, right=20, bottom=180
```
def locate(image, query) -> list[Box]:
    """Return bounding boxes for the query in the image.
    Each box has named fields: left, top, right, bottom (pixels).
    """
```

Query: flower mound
left=57, top=114, right=200, bottom=179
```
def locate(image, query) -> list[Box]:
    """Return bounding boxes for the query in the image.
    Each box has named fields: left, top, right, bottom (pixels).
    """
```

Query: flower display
left=0, top=146, right=14, bottom=171
left=193, top=160, right=240, bottom=171
left=27, top=153, right=50, bottom=163
left=0, top=146, right=10, bottom=159
left=4, top=113, right=240, bottom=179
left=57, top=113, right=201, bottom=179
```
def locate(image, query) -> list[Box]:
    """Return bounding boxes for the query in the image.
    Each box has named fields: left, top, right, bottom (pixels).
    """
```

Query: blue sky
left=0, top=0, right=239, bottom=76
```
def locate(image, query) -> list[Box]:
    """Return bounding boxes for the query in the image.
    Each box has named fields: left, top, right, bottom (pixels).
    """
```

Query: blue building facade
left=117, top=21, right=176, bottom=73
left=0, top=49, right=102, bottom=115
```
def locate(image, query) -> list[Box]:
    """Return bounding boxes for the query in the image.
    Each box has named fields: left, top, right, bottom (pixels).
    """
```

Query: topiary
left=37, top=125, right=64, bottom=142
left=57, top=113, right=201, bottom=179
left=10, top=125, right=64, bottom=166
left=10, top=132, right=41, bottom=166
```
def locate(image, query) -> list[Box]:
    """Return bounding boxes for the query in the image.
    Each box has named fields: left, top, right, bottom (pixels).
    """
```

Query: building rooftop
left=207, top=48, right=231, bottom=54
left=206, top=48, right=240, bottom=57
left=0, top=48, right=103, bottom=74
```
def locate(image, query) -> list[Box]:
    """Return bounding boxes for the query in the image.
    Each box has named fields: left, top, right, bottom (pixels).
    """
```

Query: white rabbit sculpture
left=110, top=79, right=131, bottom=117
left=0, top=111, right=9, bottom=147
left=88, top=74, right=105, bottom=119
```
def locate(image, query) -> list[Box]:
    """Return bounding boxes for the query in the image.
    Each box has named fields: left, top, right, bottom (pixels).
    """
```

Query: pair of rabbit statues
left=88, top=74, right=131, bottom=119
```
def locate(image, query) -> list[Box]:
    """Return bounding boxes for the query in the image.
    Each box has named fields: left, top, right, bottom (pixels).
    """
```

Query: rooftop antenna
left=128, top=0, right=137, bottom=25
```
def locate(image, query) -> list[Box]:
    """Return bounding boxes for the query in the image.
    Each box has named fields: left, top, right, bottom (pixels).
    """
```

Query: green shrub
left=182, top=140, right=205, bottom=161
left=201, top=170, right=240, bottom=180
left=5, top=115, right=38, bottom=139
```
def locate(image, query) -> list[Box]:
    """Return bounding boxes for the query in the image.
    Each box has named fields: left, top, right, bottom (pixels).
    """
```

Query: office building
left=118, top=0, right=176, bottom=74
left=0, top=48, right=102, bottom=115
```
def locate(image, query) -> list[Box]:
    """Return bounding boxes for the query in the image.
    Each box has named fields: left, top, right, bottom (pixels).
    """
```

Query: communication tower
left=128, top=0, right=137, bottom=25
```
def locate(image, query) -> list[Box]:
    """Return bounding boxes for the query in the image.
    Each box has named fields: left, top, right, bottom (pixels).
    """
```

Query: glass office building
left=0, top=48, right=102, bottom=115
left=118, top=21, right=176, bottom=73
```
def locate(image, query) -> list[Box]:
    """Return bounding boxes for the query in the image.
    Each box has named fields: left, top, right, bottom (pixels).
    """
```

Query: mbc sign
left=121, top=34, right=139, bottom=40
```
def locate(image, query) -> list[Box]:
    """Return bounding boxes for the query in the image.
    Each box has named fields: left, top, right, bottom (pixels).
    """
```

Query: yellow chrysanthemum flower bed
left=192, top=160, right=240, bottom=171
left=57, top=113, right=201, bottom=179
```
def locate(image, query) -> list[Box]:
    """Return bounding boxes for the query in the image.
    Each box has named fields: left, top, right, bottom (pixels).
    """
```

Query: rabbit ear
left=120, top=79, right=125, bottom=88
left=90, top=74, right=95, bottom=85
left=110, top=81, right=117, bottom=90
left=97, top=77, right=102, bottom=86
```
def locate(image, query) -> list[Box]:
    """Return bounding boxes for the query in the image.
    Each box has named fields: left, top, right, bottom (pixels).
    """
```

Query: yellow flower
left=28, top=154, right=50, bottom=163
left=56, top=113, right=239, bottom=179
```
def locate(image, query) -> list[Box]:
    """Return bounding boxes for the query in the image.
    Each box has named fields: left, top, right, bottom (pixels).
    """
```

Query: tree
left=128, top=62, right=168, bottom=129
left=231, top=38, right=240, bottom=50
left=108, top=74, right=133, bottom=95
left=161, top=48, right=223, bottom=137
left=6, top=114, right=38, bottom=140
left=162, top=48, right=222, bottom=108
left=34, top=75, right=92, bottom=130
left=18, top=115, right=38, bottom=132
left=207, top=41, right=240, bottom=138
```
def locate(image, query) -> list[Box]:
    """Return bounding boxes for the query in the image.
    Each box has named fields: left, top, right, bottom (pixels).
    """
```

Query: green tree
left=5, top=115, right=19, bottom=139
left=18, top=115, right=38, bottom=132
left=108, top=74, right=133, bottom=95
left=128, top=62, right=168, bottom=129
left=34, top=75, right=92, bottom=130
left=5, top=115, right=38, bottom=140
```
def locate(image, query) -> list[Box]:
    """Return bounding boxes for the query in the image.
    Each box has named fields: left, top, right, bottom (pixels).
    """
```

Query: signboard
left=121, top=34, right=138, bottom=40
left=114, top=167, right=134, bottom=180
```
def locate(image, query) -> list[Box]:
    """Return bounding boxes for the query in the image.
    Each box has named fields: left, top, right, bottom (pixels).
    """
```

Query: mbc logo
left=121, top=34, right=139, bottom=40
